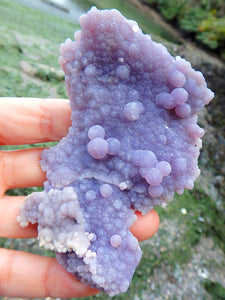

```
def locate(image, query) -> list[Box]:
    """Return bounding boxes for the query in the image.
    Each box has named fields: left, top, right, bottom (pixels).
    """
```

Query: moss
left=156, top=187, right=225, bottom=252
left=203, top=279, right=225, bottom=299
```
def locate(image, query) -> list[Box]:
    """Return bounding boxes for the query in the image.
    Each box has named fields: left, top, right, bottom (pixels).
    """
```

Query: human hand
left=0, top=97, right=160, bottom=298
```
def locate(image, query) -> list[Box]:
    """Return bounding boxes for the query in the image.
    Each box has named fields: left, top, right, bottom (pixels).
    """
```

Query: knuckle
left=40, top=100, right=54, bottom=141
left=0, top=249, right=14, bottom=295
left=0, top=151, right=15, bottom=194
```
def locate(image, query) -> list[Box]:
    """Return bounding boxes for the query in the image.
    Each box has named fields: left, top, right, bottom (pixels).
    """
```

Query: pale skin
left=0, top=97, right=160, bottom=298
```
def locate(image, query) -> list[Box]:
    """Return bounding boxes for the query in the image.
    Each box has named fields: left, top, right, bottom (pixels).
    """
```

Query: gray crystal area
left=18, top=7, right=213, bottom=296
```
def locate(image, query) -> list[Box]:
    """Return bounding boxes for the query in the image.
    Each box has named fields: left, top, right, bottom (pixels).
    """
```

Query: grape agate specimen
left=18, top=7, right=214, bottom=296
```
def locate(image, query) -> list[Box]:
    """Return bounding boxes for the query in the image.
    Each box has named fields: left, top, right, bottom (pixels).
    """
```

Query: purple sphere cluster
left=18, top=7, right=214, bottom=296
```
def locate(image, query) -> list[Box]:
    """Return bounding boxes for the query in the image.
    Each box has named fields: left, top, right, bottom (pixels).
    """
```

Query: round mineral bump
left=148, top=184, right=163, bottom=197
left=107, top=138, right=121, bottom=155
left=156, top=161, right=171, bottom=177
left=85, top=190, right=96, bottom=202
left=100, top=184, right=113, bottom=198
left=187, top=124, right=204, bottom=138
left=110, top=234, right=122, bottom=248
left=172, top=157, right=187, bottom=174
left=123, top=101, right=144, bottom=121
left=116, top=65, right=130, bottom=79
left=145, top=168, right=163, bottom=186
left=171, top=88, right=188, bottom=105
left=128, top=89, right=139, bottom=101
left=88, top=125, right=105, bottom=140
left=119, top=182, right=128, bottom=190
left=132, top=150, right=157, bottom=167
left=185, top=178, right=194, bottom=189
left=156, top=92, right=176, bottom=110
left=175, top=103, right=191, bottom=118
left=84, top=64, right=96, bottom=77
left=87, top=137, right=108, bottom=159
left=169, top=70, right=186, bottom=87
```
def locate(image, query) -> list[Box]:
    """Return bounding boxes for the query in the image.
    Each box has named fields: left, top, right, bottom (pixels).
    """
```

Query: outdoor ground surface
left=0, top=1, right=224, bottom=299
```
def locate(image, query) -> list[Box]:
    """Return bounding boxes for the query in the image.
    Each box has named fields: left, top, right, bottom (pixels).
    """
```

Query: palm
left=0, top=97, right=159, bottom=298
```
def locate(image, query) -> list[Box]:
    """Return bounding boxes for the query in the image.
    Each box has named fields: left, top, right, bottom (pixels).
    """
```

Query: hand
left=0, top=97, right=160, bottom=298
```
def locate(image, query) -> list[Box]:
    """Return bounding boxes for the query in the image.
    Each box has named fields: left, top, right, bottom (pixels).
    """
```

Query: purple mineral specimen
left=18, top=7, right=214, bottom=296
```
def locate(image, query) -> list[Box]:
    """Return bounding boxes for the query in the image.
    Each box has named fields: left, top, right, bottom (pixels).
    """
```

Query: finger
left=0, top=248, right=99, bottom=298
left=130, top=210, right=160, bottom=241
left=0, top=196, right=37, bottom=238
left=0, top=148, right=46, bottom=195
left=0, top=98, right=71, bottom=145
left=1, top=195, right=159, bottom=242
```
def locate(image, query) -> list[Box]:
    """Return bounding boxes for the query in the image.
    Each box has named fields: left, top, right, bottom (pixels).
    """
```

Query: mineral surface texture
left=18, top=7, right=214, bottom=296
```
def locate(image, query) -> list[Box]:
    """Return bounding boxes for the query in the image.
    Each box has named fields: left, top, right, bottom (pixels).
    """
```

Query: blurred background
left=0, top=0, right=224, bottom=299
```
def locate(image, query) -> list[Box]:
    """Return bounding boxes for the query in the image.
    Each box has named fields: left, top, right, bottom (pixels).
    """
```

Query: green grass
left=0, top=0, right=78, bottom=99
left=0, top=0, right=76, bottom=44
left=203, top=279, right=225, bottom=300
left=158, top=186, right=225, bottom=252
